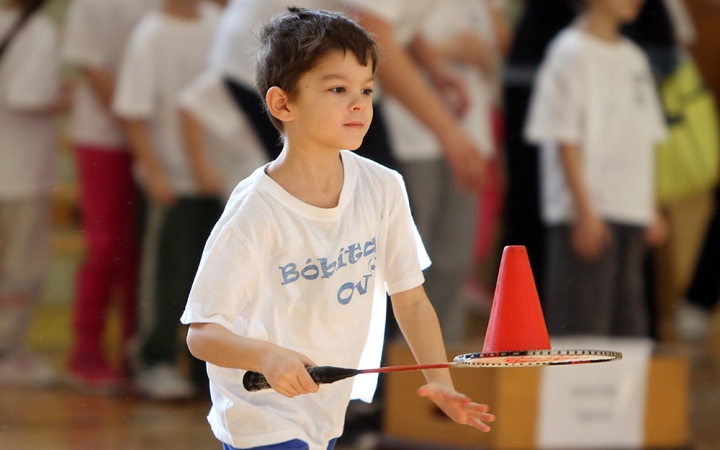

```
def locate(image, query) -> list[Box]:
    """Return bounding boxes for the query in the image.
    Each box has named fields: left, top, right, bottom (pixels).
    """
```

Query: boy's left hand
left=417, top=383, right=495, bottom=432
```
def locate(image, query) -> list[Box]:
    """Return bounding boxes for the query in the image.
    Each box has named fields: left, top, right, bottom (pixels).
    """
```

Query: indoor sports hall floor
left=2, top=183, right=720, bottom=449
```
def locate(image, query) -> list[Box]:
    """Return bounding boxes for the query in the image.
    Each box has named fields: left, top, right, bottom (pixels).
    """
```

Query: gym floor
left=1, top=222, right=720, bottom=450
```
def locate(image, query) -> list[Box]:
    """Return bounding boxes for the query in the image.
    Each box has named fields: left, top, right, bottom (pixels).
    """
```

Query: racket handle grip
left=243, top=366, right=358, bottom=392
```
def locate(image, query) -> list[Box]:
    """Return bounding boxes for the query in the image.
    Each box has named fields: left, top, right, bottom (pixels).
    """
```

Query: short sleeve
left=524, top=46, right=585, bottom=145
left=383, top=172, right=430, bottom=295
left=112, top=21, right=156, bottom=119
left=177, top=70, right=241, bottom=138
left=181, top=225, right=260, bottom=332
left=4, top=17, right=59, bottom=110
left=62, top=0, right=106, bottom=68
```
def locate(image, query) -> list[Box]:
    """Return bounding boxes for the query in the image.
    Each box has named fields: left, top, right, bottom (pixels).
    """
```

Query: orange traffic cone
left=482, top=245, right=551, bottom=353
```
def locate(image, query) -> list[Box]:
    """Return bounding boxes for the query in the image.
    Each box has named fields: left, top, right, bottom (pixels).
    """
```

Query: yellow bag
left=656, top=55, right=719, bottom=204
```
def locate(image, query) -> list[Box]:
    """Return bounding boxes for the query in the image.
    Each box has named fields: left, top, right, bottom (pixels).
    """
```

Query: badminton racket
left=243, top=349, right=622, bottom=392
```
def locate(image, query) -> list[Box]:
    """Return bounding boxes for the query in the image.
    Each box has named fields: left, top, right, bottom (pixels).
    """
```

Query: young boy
left=524, top=0, right=668, bottom=336
left=182, top=8, right=494, bottom=449
left=112, top=0, right=221, bottom=399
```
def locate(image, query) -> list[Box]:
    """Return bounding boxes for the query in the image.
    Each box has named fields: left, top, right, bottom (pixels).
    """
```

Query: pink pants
left=72, top=145, right=139, bottom=357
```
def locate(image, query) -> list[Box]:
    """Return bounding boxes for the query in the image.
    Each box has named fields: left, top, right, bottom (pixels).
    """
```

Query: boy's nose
left=350, top=97, right=366, bottom=111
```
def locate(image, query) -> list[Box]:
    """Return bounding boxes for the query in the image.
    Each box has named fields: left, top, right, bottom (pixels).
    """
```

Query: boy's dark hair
left=255, top=7, right=380, bottom=132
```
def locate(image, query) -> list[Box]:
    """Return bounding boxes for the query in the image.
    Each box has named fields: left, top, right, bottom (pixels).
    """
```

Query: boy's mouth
left=344, top=121, right=364, bottom=128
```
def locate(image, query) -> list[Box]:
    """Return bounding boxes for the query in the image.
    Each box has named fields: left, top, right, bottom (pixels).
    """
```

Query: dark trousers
left=686, top=186, right=720, bottom=311
left=544, top=224, right=650, bottom=337
left=223, top=438, right=337, bottom=450
left=138, top=196, right=222, bottom=386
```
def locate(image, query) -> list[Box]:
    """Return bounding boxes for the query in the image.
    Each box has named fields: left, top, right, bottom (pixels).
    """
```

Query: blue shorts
left=223, top=438, right=337, bottom=450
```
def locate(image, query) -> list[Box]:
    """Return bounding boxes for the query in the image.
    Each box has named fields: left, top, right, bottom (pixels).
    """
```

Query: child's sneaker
left=135, top=363, right=194, bottom=400
left=0, top=351, right=58, bottom=387
left=67, top=351, right=125, bottom=395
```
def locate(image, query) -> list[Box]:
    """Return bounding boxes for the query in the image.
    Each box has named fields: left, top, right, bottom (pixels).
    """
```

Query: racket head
left=453, top=349, right=622, bottom=367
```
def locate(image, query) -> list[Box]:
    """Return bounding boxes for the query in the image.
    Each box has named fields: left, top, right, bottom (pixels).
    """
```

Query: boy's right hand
left=261, top=347, right=319, bottom=398
left=571, top=212, right=611, bottom=260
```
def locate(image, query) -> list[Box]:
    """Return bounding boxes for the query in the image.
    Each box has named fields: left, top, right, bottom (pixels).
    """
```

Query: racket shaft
left=243, top=362, right=454, bottom=392
left=356, top=362, right=455, bottom=374
left=242, top=366, right=359, bottom=392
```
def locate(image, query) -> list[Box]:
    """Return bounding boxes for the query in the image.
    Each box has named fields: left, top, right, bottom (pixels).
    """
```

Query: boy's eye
left=330, top=86, right=346, bottom=93
left=362, top=88, right=374, bottom=96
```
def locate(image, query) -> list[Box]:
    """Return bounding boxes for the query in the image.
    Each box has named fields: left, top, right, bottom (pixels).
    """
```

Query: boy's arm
left=186, top=322, right=318, bottom=398
left=13, top=81, right=74, bottom=115
left=350, top=9, right=485, bottom=193
left=179, top=108, right=223, bottom=196
left=407, top=33, right=469, bottom=117
left=83, top=66, right=116, bottom=110
left=121, top=119, right=176, bottom=206
left=391, top=285, right=495, bottom=432
left=558, top=142, right=611, bottom=260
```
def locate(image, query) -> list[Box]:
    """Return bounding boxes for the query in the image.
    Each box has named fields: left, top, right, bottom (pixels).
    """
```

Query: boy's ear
left=266, top=86, right=293, bottom=123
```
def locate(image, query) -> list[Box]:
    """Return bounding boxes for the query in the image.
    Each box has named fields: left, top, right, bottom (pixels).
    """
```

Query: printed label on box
left=537, top=337, right=654, bottom=449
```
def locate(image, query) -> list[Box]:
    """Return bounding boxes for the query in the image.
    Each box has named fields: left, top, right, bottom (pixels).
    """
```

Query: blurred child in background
left=416, top=0, right=512, bottom=336
left=0, top=0, right=70, bottom=386
left=525, top=0, right=669, bottom=337
left=112, top=0, right=221, bottom=400
left=178, top=70, right=268, bottom=204
left=63, top=0, right=160, bottom=394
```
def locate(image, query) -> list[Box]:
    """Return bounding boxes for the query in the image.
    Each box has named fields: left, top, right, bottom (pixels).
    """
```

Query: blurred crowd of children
left=0, top=0, right=717, bottom=412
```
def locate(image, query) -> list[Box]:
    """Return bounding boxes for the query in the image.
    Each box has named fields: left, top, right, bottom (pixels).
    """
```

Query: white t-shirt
left=382, top=0, right=496, bottom=162
left=177, top=70, right=268, bottom=201
left=63, top=0, right=160, bottom=148
left=209, top=0, right=340, bottom=88
left=0, top=10, right=59, bottom=199
left=341, top=0, right=435, bottom=46
left=181, top=151, right=429, bottom=450
left=524, top=28, right=667, bottom=226
left=112, top=3, right=221, bottom=195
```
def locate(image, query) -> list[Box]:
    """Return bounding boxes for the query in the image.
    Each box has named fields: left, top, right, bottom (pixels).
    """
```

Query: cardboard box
left=381, top=341, right=689, bottom=449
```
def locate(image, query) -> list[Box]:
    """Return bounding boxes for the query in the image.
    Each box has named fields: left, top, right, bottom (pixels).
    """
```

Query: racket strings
left=453, top=350, right=622, bottom=367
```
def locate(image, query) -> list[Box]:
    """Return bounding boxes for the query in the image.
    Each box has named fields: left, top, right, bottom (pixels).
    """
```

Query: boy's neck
left=266, top=144, right=345, bottom=209
left=162, top=0, right=200, bottom=19
left=576, top=11, right=622, bottom=43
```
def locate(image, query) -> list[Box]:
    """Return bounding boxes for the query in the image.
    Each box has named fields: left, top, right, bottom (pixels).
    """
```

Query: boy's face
left=283, top=49, right=374, bottom=152
left=588, top=0, right=645, bottom=23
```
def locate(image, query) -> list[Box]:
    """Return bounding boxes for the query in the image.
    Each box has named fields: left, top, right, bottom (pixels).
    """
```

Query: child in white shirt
left=525, top=0, right=668, bottom=337
left=112, top=0, right=221, bottom=400
left=0, top=0, right=68, bottom=387
left=62, top=0, right=160, bottom=394
left=182, top=8, right=494, bottom=450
